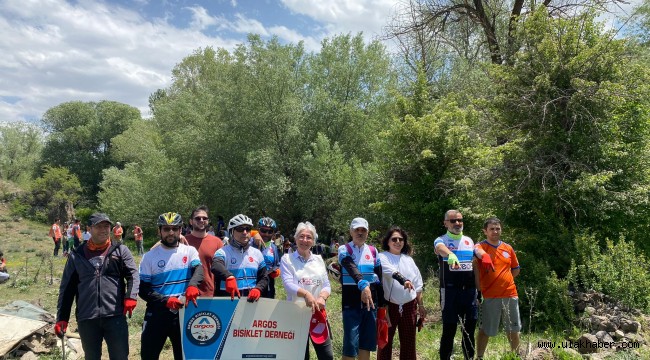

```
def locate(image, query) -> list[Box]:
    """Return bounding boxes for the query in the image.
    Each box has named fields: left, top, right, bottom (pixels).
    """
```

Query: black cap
left=89, top=213, right=113, bottom=226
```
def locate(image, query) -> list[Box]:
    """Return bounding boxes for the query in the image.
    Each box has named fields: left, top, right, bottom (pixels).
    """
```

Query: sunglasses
left=447, top=219, right=464, bottom=224
left=234, top=226, right=252, bottom=233
left=194, top=216, right=208, bottom=221
left=161, top=226, right=180, bottom=233
left=259, top=228, right=274, bottom=234
left=390, top=237, right=404, bottom=243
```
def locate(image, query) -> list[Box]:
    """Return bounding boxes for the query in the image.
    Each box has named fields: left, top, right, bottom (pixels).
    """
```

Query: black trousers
left=141, top=308, right=182, bottom=360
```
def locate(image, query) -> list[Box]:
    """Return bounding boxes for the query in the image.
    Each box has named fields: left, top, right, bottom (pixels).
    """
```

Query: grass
left=1, top=202, right=648, bottom=359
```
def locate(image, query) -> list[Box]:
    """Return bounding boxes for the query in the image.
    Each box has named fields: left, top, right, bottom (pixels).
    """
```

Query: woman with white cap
left=280, top=221, right=333, bottom=360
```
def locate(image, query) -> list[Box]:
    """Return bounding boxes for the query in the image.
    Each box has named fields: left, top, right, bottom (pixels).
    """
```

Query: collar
left=446, top=231, right=462, bottom=240
left=292, top=250, right=313, bottom=263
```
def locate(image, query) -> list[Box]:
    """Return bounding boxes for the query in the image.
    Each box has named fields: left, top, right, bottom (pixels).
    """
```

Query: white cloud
left=187, top=6, right=220, bottom=30
left=281, top=0, right=398, bottom=39
left=0, top=0, right=238, bottom=122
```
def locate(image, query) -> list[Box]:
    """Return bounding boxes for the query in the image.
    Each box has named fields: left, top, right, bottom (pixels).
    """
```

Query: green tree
left=0, top=122, right=43, bottom=185
left=40, top=101, right=141, bottom=198
left=484, top=9, right=650, bottom=267
left=17, top=166, right=82, bottom=223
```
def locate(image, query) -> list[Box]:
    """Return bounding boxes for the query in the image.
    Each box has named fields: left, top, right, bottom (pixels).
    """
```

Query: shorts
left=440, top=286, right=478, bottom=324
left=342, top=307, right=377, bottom=356
left=480, top=297, right=521, bottom=336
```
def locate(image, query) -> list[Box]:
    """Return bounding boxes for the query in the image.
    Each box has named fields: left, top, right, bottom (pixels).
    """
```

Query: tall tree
left=40, top=101, right=141, bottom=198
left=0, top=122, right=43, bottom=184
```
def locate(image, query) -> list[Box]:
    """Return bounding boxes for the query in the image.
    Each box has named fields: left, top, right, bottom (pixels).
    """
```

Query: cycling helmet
left=257, top=217, right=277, bottom=229
left=227, top=214, right=253, bottom=230
left=157, top=212, right=183, bottom=227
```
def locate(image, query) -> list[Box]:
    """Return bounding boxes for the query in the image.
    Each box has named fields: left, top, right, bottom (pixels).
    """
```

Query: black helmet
left=157, top=212, right=182, bottom=227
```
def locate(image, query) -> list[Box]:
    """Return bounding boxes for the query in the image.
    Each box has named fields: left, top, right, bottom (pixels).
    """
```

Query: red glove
left=166, top=296, right=183, bottom=310
left=54, top=321, right=68, bottom=338
left=185, top=286, right=200, bottom=307
left=123, top=298, right=137, bottom=317
left=480, top=254, right=495, bottom=272
left=225, top=277, right=241, bottom=300
left=377, top=307, right=389, bottom=349
left=247, top=288, right=261, bottom=302
left=269, top=269, right=281, bottom=279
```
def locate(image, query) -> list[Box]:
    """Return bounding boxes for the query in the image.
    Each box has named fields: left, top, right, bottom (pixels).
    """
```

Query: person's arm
left=254, top=260, right=269, bottom=292
left=510, top=245, right=521, bottom=278
left=280, top=255, right=301, bottom=298
left=56, top=259, right=79, bottom=322
left=120, top=245, right=140, bottom=299
left=211, top=249, right=233, bottom=280
left=189, top=263, right=204, bottom=288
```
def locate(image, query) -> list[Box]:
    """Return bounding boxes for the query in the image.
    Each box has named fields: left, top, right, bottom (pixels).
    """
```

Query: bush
left=518, top=254, right=574, bottom=331
left=568, top=233, right=650, bottom=312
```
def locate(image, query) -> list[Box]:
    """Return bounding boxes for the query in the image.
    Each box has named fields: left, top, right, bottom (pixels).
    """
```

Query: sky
left=0, top=0, right=642, bottom=124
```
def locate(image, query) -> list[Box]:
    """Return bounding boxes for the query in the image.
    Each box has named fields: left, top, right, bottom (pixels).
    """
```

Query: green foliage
left=0, top=122, right=43, bottom=185
left=568, top=233, right=650, bottom=311
left=15, top=166, right=82, bottom=223
left=40, top=100, right=141, bottom=198
left=517, top=246, right=574, bottom=331
left=105, top=34, right=396, bottom=235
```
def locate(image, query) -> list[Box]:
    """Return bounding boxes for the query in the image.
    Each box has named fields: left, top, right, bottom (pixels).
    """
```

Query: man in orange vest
left=113, top=222, right=124, bottom=243
left=49, top=218, right=63, bottom=256
left=132, top=224, right=144, bottom=255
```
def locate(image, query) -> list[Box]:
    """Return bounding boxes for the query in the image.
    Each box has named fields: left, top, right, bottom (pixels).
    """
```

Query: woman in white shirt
left=376, top=226, right=425, bottom=360
left=280, top=222, right=333, bottom=360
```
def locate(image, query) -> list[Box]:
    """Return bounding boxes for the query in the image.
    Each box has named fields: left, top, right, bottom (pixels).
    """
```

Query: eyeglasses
left=259, top=228, right=274, bottom=234
left=234, top=226, right=252, bottom=233
left=194, top=216, right=208, bottom=221
left=447, top=219, right=464, bottom=224
left=161, top=226, right=180, bottom=233
left=390, top=237, right=404, bottom=243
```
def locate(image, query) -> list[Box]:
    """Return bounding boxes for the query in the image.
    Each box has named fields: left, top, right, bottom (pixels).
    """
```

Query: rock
left=578, top=333, right=599, bottom=354
left=562, top=347, right=582, bottom=358
left=526, top=348, right=552, bottom=360
left=585, top=306, right=596, bottom=315
left=19, top=352, right=38, bottom=360
left=620, top=319, right=640, bottom=333
left=614, top=330, right=625, bottom=340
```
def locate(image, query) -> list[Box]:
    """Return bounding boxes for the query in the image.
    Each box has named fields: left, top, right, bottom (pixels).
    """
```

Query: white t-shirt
left=377, top=251, right=423, bottom=305
left=139, top=244, right=201, bottom=298
left=280, top=252, right=331, bottom=302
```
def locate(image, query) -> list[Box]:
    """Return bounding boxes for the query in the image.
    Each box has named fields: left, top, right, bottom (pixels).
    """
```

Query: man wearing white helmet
left=211, top=214, right=268, bottom=302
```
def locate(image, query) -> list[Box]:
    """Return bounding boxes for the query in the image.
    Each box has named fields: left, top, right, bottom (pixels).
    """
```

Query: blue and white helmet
left=257, top=217, right=277, bottom=229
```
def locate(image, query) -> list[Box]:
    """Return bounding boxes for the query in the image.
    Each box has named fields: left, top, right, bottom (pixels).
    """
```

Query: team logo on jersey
left=502, top=251, right=510, bottom=259
left=464, top=240, right=470, bottom=246
left=447, top=243, right=456, bottom=250
left=185, top=311, right=222, bottom=346
left=230, top=257, right=237, bottom=264
left=365, top=254, right=370, bottom=260
left=248, top=256, right=254, bottom=263
left=157, top=260, right=166, bottom=268
left=183, top=256, right=188, bottom=264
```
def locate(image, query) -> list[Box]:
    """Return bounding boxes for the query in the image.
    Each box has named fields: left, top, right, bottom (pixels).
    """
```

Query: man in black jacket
left=55, top=213, right=139, bottom=360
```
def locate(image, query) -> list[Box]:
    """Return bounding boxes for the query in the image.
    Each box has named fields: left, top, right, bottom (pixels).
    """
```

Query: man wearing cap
left=55, top=213, right=139, bottom=360
left=338, top=217, right=384, bottom=360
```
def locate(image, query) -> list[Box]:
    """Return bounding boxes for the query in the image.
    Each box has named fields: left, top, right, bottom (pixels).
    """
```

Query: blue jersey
left=139, top=244, right=201, bottom=298
left=213, top=244, right=265, bottom=291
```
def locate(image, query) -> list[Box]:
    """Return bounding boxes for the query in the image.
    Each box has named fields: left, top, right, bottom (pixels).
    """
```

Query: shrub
left=518, top=253, right=574, bottom=331
left=568, top=233, right=650, bottom=312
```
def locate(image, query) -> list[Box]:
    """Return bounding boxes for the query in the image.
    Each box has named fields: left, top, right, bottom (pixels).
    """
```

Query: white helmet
left=227, top=214, right=253, bottom=230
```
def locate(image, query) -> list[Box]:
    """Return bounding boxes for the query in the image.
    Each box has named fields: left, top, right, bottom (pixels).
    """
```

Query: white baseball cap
left=350, top=217, right=369, bottom=230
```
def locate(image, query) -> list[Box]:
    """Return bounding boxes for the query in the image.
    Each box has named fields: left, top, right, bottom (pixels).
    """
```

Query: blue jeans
left=77, top=315, right=129, bottom=360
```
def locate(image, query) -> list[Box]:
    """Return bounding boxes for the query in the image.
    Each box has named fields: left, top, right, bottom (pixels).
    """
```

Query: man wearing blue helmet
left=251, top=216, right=282, bottom=299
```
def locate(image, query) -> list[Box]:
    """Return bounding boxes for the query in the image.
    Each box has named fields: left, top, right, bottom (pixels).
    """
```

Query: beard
left=161, top=234, right=180, bottom=247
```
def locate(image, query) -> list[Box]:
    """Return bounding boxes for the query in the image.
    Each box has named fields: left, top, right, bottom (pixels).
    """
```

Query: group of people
left=52, top=207, right=521, bottom=360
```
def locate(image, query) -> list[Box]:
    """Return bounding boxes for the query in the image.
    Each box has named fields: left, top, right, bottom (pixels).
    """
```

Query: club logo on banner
left=181, top=298, right=311, bottom=360
left=185, top=311, right=222, bottom=346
